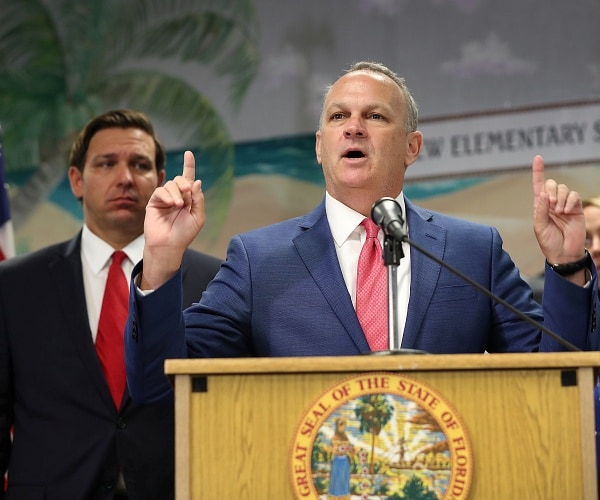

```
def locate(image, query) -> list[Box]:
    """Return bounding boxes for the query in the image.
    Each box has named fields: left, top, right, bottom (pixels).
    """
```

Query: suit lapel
left=402, top=200, right=446, bottom=349
left=50, top=233, right=117, bottom=410
left=293, top=201, right=370, bottom=352
left=287, top=199, right=448, bottom=353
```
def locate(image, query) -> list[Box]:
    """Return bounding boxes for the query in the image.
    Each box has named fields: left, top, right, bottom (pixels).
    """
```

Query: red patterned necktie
left=356, top=219, right=389, bottom=351
left=96, top=251, right=128, bottom=408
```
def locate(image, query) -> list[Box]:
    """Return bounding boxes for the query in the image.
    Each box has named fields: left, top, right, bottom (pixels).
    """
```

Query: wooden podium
left=165, top=352, right=600, bottom=499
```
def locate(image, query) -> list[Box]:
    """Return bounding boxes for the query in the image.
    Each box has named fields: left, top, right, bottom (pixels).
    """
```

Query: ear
left=404, top=131, right=423, bottom=167
left=68, top=166, right=83, bottom=199
left=315, top=130, right=322, bottom=165
left=157, top=169, right=166, bottom=186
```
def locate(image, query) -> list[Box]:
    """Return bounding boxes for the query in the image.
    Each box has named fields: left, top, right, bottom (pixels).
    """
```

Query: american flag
left=0, top=126, right=15, bottom=261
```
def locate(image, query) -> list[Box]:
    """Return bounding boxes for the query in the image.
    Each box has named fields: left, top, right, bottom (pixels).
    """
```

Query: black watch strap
left=547, top=249, right=590, bottom=276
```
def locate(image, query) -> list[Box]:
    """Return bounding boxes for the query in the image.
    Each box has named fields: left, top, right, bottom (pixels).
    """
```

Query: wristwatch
left=547, top=249, right=590, bottom=276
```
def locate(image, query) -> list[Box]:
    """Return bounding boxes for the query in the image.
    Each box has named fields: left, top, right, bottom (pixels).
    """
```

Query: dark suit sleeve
left=125, top=251, right=222, bottom=404
left=180, top=250, right=222, bottom=309
left=125, top=239, right=260, bottom=403
left=125, top=264, right=190, bottom=404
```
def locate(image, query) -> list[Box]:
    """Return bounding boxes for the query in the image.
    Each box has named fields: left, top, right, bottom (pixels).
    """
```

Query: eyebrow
left=90, top=153, right=152, bottom=162
left=326, top=101, right=392, bottom=114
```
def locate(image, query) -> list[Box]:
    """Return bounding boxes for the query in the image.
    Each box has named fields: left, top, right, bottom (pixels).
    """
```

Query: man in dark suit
left=124, top=61, right=599, bottom=405
left=0, top=110, right=222, bottom=500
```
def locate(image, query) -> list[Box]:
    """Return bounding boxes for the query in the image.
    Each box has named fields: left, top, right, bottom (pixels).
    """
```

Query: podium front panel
left=167, top=353, right=598, bottom=499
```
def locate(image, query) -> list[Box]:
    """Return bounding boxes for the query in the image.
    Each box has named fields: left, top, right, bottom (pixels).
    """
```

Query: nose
left=115, top=162, right=134, bottom=185
left=343, top=117, right=367, bottom=138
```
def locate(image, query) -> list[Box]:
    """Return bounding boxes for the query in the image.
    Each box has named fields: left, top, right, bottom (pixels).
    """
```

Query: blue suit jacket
left=126, top=198, right=599, bottom=403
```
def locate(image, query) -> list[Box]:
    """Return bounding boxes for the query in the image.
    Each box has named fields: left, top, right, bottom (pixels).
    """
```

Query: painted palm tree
left=354, top=394, right=394, bottom=475
left=0, top=0, right=259, bottom=232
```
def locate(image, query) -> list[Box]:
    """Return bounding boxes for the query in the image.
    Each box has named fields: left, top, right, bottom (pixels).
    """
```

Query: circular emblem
left=290, top=373, right=472, bottom=499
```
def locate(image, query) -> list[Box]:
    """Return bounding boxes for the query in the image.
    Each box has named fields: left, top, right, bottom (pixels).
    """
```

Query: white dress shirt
left=325, top=192, right=411, bottom=343
left=80, top=224, right=143, bottom=343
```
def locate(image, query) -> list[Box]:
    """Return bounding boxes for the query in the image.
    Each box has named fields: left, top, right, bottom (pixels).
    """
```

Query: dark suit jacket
left=0, top=232, right=221, bottom=500
left=125, top=198, right=599, bottom=403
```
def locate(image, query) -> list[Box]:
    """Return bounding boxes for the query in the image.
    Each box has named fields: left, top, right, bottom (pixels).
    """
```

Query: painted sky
left=149, top=0, right=600, bottom=146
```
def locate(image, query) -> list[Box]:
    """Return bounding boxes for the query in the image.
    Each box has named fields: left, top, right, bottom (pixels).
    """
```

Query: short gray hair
left=319, top=61, right=419, bottom=133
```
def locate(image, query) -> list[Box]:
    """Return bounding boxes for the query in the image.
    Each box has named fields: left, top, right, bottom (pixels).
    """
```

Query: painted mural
left=2, top=0, right=600, bottom=278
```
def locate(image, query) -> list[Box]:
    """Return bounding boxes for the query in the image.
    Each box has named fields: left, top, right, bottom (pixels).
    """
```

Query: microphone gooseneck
left=370, top=197, right=581, bottom=353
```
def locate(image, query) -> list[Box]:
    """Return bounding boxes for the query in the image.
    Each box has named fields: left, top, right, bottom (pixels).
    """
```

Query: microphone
left=371, top=197, right=406, bottom=242
left=370, top=197, right=581, bottom=353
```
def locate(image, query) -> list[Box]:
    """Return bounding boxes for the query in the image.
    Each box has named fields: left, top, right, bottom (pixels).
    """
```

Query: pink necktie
left=96, top=251, right=128, bottom=408
left=356, top=219, right=388, bottom=351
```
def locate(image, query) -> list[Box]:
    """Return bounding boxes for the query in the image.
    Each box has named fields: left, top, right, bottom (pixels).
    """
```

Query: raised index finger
left=531, top=154, right=545, bottom=199
left=182, top=150, right=196, bottom=182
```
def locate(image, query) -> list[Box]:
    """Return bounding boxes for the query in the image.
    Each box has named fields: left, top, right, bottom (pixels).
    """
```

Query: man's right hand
left=140, top=151, right=205, bottom=290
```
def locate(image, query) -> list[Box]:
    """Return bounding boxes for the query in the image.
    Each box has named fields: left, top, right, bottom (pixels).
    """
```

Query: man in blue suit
left=125, top=61, right=599, bottom=405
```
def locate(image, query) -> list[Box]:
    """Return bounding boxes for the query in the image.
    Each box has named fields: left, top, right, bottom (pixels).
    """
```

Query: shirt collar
left=81, top=224, right=144, bottom=273
left=325, top=192, right=407, bottom=246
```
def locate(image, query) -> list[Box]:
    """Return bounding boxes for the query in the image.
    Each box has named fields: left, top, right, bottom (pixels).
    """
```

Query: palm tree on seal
left=0, top=0, right=259, bottom=235
left=354, top=394, right=394, bottom=476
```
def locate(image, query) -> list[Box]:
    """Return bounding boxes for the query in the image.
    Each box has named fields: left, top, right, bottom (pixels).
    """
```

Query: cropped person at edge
left=0, top=110, right=222, bottom=500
